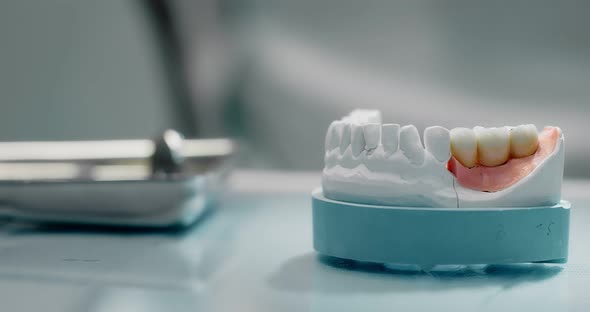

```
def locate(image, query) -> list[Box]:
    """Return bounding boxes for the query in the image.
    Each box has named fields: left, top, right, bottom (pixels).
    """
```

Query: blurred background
left=1, top=0, right=588, bottom=176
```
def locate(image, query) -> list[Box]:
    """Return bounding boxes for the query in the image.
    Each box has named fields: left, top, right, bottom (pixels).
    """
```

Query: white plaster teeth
left=364, top=111, right=382, bottom=124
left=325, top=121, right=343, bottom=151
left=351, top=124, right=365, bottom=157
left=339, top=123, right=352, bottom=153
left=399, top=125, right=425, bottom=165
left=381, top=124, right=400, bottom=154
left=424, top=126, right=451, bottom=163
left=323, top=110, right=564, bottom=209
left=475, top=126, right=510, bottom=167
left=363, top=123, right=381, bottom=151
left=347, top=109, right=382, bottom=124
left=450, top=128, right=478, bottom=168
left=510, top=124, right=539, bottom=158
left=331, top=109, right=538, bottom=170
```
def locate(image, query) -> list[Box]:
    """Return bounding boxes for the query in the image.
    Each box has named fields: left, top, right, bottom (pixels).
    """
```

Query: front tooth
left=364, top=110, right=382, bottom=124
left=363, top=123, right=381, bottom=150
left=399, top=125, right=425, bottom=165
left=424, top=126, right=450, bottom=162
left=476, top=126, right=510, bottom=167
left=450, top=128, right=477, bottom=168
left=325, top=121, right=343, bottom=151
left=339, top=123, right=352, bottom=153
left=381, top=124, right=400, bottom=154
left=348, top=109, right=382, bottom=124
left=351, top=124, right=365, bottom=156
left=510, top=124, right=539, bottom=158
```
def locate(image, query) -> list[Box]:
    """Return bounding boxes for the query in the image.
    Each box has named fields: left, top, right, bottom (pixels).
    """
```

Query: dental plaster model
left=312, top=109, right=570, bottom=267
left=322, top=109, right=565, bottom=208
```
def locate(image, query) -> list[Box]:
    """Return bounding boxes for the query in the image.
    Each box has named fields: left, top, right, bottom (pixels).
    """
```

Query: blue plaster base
left=312, top=188, right=570, bottom=266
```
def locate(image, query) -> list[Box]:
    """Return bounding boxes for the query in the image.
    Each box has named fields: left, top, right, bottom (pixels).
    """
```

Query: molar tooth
left=510, top=124, right=539, bottom=158
left=450, top=128, right=477, bottom=168
left=339, top=123, right=352, bottom=153
left=476, top=126, right=510, bottom=167
left=381, top=124, right=400, bottom=154
left=351, top=124, right=365, bottom=156
left=399, top=125, right=425, bottom=165
left=424, top=126, right=451, bottom=162
left=363, top=123, right=381, bottom=151
left=325, top=121, right=343, bottom=151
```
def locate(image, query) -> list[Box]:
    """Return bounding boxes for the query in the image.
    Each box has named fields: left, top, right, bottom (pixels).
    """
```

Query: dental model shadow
left=268, top=253, right=563, bottom=295
left=0, top=211, right=213, bottom=236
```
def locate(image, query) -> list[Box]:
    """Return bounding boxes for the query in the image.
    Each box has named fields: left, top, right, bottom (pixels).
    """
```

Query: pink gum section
left=448, top=127, right=560, bottom=192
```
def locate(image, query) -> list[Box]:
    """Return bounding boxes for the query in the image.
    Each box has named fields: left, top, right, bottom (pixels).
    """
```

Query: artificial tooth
left=473, top=126, right=485, bottom=133
left=424, top=126, right=450, bottom=162
left=510, top=124, right=539, bottom=158
left=363, top=123, right=381, bottom=151
left=351, top=124, right=366, bottom=156
left=399, top=125, right=425, bottom=165
left=450, top=128, right=477, bottom=168
left=339, top=123, right=351, bottom=153
left=475, top=126, right=510, bottom=167
left=325, top=121, right=343, bottom=151
left=381, top=124, right=400, bottom=154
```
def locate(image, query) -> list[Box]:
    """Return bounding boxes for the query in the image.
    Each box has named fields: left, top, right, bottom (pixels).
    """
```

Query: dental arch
left=322, top=110, right=564, bottom=208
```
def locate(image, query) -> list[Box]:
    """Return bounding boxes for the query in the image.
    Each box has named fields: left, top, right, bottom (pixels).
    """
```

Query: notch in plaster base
left=312, top=188, right=570, bottom=267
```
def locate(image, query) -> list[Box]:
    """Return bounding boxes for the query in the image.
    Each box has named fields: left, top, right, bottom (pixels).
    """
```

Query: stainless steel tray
left=0, top=130, right=234, bottom=227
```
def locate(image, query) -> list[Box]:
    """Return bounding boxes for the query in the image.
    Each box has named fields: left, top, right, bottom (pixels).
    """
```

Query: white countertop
left=0, top=170, right=587, bottom=312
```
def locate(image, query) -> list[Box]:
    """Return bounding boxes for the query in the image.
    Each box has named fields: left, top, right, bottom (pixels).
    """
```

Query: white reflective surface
left=0, top=171, right=587, bottom=311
